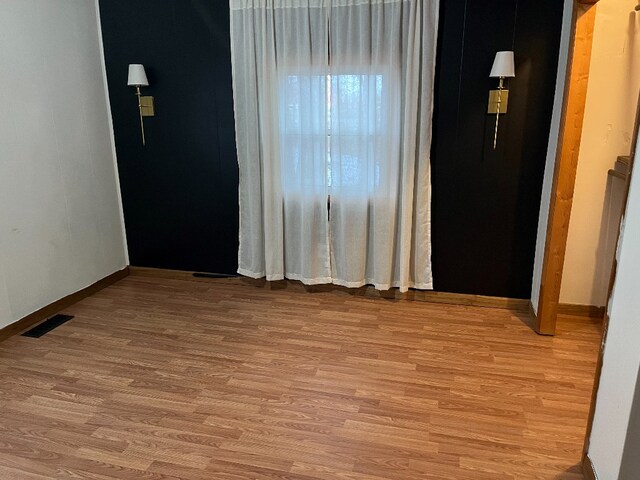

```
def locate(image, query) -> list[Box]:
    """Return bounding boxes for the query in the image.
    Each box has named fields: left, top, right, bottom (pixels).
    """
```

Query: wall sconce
left=488, top=51, right=515, bottom=149
left=127, top=64, right=155, bottom=146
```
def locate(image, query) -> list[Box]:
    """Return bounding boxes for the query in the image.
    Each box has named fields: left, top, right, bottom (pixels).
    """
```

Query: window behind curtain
left=280, top=71, right=393, bottom=198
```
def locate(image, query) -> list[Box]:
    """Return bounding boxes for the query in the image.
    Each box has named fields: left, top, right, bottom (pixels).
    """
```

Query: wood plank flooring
left=0, top=274, right=601, bottom=479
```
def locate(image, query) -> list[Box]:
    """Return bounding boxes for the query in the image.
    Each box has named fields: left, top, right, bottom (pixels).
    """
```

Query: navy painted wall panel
left=430, top=0, right=563, bottom=297
left=99, top=0, right=563, bottom=296
left=99, top=0, right=239, bottom=274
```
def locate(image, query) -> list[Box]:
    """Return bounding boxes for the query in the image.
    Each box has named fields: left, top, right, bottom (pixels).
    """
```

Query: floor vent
left=193, top=272, right=239, bottom=279
left=21, top=314, right=74, bottom=338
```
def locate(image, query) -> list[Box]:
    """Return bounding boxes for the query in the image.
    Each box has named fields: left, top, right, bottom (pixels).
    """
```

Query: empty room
left=1, top=0, right=639, bottom=479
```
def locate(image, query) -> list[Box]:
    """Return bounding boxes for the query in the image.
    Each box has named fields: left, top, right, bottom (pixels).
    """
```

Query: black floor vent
left=193, top=272, right=239, bottom=279
left=21, top=314, right=74, bottom=338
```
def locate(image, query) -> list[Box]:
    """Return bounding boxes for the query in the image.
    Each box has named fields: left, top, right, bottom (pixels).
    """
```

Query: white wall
left=0, top=0, right=127, bottom=329
left=561, top=0, right=640, bottom=307
left=588, top=138, right=640, bottom=479
left=530, top=0, right=574, bottom=314
left=619, top=369, right=640, bottom=479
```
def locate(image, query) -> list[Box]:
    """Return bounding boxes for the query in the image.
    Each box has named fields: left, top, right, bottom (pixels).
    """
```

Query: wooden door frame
left=535, top=0, right=599, bottom=335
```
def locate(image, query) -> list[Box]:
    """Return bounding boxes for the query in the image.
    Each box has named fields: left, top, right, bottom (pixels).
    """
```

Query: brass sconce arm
left=488, top=77, right=509, bottom=150
left=135, top=86, right=146, bottom=146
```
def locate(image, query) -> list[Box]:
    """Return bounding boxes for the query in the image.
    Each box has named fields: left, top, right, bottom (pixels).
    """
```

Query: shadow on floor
left=554, top=463, right=586, bottom=479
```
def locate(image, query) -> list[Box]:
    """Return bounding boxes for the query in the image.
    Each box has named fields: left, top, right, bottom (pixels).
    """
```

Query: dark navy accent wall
left=99, top=0, right=563, bottom=297
left=430, top=0, right=563, bottom=297
left=99, top=0, right=239, bottom=274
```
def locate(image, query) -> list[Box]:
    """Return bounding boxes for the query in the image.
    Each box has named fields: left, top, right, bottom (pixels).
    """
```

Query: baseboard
left=129, top=266, right=529, bottom=311
left=0, top=267, right=129, bottom=343
left=131, top=266, right=219, bottom=282
left=558, top=303, right=605, bottom=319
left=582, top=454, right=596, bottom=480
left=324, top=284, right=529, bottom=310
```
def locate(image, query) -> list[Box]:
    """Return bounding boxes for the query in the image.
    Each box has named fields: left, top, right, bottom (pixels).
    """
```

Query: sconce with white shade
left=127, top=64, right=155, bottom=146
left=487, top=51, right=515, bottom=149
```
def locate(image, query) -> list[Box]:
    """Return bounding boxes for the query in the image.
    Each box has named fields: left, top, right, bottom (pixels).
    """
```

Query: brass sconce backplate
left=140, top=96, right=155, bottom=117
left=488, top=90, right=509, bottom=114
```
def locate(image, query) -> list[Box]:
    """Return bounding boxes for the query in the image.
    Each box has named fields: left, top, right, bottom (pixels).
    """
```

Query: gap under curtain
left=230, top=0, right=439, bottom=292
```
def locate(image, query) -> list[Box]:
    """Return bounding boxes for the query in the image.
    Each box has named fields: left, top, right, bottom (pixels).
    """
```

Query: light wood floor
left=0, top=274, right=601, bottom=479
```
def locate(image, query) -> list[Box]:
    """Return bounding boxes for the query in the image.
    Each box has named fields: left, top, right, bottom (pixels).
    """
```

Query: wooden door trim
left=535, top=2, right=597, bottom=335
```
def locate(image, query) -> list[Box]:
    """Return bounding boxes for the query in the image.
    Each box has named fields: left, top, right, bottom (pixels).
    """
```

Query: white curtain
left=230, top=0, right=438, bottom=292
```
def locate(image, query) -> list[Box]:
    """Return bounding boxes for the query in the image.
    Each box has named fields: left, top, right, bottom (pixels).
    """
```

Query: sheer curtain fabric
left=230, top=0, right=439, bottom=292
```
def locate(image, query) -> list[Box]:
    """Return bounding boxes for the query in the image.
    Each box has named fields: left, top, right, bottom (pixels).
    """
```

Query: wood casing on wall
left=536, top=3, right=597, bottom=335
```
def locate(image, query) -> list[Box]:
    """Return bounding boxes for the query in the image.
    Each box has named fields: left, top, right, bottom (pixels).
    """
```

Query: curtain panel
left=230, top=0, right=439, bottom=292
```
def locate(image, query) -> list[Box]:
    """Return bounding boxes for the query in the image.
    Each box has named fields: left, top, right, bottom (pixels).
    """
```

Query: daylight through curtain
left=230, top=0, right=439, bottom=292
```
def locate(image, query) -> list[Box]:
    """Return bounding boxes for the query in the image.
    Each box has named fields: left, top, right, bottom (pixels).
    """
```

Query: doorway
left=531, top=0, right=640, bottom=476
left=535, top=0, right=640, bottom=335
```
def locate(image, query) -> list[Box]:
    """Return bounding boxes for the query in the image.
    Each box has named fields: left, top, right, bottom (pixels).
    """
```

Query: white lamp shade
left=490, top=51, right=515, bottom=78
left=127, top=64, right=149, bottom=86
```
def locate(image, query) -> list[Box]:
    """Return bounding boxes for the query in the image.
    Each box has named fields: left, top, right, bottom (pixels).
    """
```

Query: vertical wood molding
left=536, top=3, right=597, bottom=335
